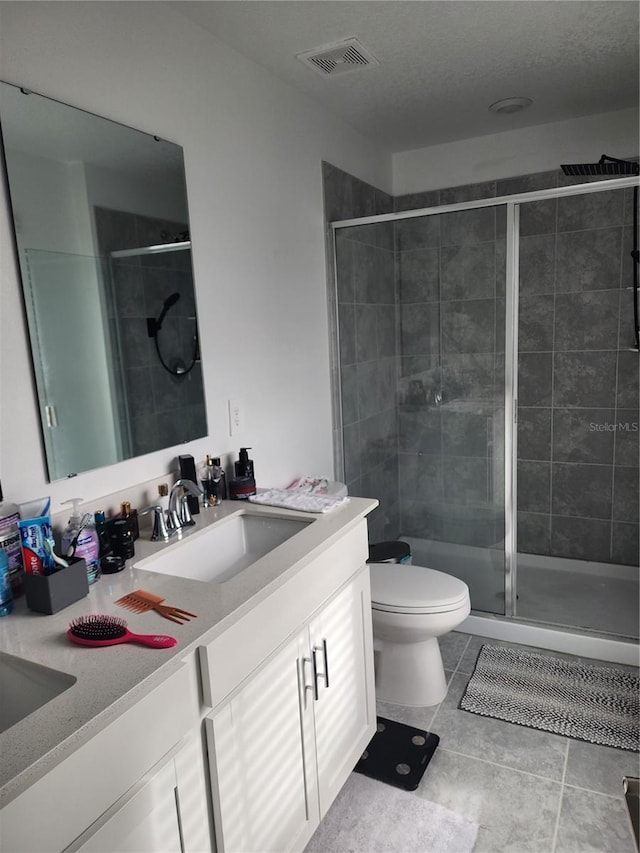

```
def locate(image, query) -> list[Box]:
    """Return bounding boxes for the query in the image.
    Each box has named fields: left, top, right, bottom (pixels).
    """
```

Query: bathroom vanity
left=0, top=496, right=377, bottom=852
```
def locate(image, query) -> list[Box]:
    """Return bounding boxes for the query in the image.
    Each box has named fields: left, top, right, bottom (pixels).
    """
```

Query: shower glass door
left=335, top=203, right=508, bottom=616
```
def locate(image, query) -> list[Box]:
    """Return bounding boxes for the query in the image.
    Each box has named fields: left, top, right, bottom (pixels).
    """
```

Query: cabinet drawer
left=200, top=521, right=368, bottom=708
left=1, top=659, right=199, bottom=853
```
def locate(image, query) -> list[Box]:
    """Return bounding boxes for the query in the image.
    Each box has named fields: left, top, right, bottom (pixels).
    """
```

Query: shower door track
left=330, top=175, right=640, bottom=619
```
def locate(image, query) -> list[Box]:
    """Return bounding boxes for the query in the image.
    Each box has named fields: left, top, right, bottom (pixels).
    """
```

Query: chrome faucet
left=139, top=504, right=175, bottom=542
left=168, top=479, right=203, bottom=531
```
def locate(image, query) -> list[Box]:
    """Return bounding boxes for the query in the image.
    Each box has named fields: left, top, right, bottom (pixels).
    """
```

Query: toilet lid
left=369, top=563, right=469, bottom=613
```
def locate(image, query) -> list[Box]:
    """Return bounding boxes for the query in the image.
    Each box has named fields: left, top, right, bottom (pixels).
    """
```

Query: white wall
left=393, top=108, right=640, bottom=195
left=4, top=150, right=83, bottom=253
left=4, top=149, right=119, bottom=476
left=0, top=1, right=391, bottom=512
left=84, top=163, right=189, bottom=226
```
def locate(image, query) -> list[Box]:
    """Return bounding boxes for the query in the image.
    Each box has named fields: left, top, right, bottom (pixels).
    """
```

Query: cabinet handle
left=313, top=639, right=330, bottom=690
left=303, top=656, right=319, bottom=701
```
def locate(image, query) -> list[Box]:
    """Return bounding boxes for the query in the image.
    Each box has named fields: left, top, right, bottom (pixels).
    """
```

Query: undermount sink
left=135, top=512, right=312, bottom=583
left=0, top=651, right=76, bottom=734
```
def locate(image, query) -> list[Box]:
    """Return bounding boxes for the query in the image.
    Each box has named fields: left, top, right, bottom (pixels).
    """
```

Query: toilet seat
left=369, top=562, right=469, bottom=614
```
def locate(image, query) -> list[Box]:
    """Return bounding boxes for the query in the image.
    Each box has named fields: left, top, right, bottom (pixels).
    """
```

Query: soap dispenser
left=230, top=448, right=256, bottom=500
left=235, top=447, right=254, bottom=479
left=61, top=499, right=101, bottom=584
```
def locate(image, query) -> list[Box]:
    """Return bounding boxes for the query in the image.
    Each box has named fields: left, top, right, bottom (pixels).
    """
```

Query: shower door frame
left=330, top=174, right=639, bottom=618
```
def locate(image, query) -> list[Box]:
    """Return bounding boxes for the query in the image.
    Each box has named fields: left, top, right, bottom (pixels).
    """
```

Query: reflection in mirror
left=0, top=82, right=207, bottom=481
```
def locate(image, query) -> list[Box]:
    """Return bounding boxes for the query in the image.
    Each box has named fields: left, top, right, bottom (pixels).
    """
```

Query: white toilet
left=369, top=562, right=471, bottom=707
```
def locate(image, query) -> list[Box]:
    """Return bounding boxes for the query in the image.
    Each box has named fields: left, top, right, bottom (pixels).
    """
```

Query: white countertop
left=0, top=496, right=377, bottom=807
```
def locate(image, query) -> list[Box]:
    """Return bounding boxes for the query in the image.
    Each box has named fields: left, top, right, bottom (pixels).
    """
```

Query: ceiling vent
left=296, top=37, right=379, bottom=77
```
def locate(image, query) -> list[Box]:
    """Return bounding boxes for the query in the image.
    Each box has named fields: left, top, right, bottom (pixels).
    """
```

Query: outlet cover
left=228, top=399, right=244, bottom=436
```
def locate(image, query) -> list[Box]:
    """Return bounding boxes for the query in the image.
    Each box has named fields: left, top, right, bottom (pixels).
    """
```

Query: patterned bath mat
left=460, top=644, right=639, bottom=751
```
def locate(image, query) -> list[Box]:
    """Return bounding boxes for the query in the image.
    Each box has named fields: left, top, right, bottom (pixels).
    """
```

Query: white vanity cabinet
left=1, top=657, right=212, bottom=853
left=0, top=505, right=378, bottom=853
left=204, top=560, right=375, bottom=853
left=72, top=755, right=184, bottom=853
left=309, top=570, right=374, bottom=814
left=70, top=733, right=207, bottom=853
left=207, top=632, right=320, bottom=853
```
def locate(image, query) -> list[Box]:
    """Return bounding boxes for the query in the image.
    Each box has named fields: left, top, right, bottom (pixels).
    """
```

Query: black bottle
left=234, top=447, right=254, bottom=479
left=212, top=457, right=227, bottom=501
left=119, top=501, right=139, bottom=541
left=111, top=519, right=135, bottom=561
left=179, top=454, right=200, bottom=515
left=231, top=448, right=256, bottom=500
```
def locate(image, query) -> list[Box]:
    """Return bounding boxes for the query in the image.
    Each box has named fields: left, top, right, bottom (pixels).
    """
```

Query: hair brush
left=68, top=614, right=177, bottom=648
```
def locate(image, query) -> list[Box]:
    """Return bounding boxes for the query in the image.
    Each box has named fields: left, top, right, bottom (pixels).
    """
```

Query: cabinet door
left=310, top=569, right=376, bottom=815
left=206, top=632, right=319, bottom=853
left=71, top=758, right=182, bottom=853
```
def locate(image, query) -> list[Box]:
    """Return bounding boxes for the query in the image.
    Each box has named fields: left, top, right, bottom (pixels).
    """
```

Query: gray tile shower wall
left=324, top=162, right=638, bottom=565
left=395, top=198, right=505, bottom=551
left=516, top=182, right=639, bottom=567
left=94, top=207, right=206, bottom=456
left=322, top=163, right=398, bottom=541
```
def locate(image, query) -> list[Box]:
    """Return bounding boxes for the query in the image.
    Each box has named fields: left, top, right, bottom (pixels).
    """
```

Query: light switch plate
left=228, top=399, right=244, bottom=436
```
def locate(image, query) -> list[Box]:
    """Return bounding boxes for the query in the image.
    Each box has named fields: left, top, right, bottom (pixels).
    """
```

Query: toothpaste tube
left=19, top=516, right=55, bottom=575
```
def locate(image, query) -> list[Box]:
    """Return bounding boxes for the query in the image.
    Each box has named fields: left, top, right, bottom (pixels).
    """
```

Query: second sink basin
left=135, top=511, right=312, bottom=583
left=0, top=651, right=76, bottom=734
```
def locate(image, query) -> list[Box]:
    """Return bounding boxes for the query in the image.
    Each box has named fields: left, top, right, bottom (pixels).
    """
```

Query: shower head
left=560, top=154, right=639, bottom=177
left=156, top=292, right=180, bottom=328
left=147, top=292, right=181, bottom=337
left=162, top=291, right=181, bottom=310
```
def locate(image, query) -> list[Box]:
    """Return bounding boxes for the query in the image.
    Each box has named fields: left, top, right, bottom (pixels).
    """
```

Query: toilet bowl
left=369, top=562, right=471, bottom=707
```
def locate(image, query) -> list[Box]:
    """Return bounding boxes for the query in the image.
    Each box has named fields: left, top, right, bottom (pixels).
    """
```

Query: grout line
left=438, top=744, right=566, bottom=786
left=550, top=738, right=570, bottom=853
left=561, top=779, right=630, bottom=801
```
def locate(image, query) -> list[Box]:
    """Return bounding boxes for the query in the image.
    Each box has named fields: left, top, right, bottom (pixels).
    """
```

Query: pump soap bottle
left=61, top=499, right=101, bottom=584
left=230, top=448, right=256, bottom=500
left=235, top=447, right=255, bottom=479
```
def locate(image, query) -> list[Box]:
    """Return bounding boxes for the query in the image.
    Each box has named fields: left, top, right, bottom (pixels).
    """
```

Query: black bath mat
left=354, top=717, right=439, bottom=791
left=460, top=644, right=640, bottom=752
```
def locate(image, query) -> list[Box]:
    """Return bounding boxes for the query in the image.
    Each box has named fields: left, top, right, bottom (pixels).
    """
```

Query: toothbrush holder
left=24, top=557, right=89, bottom=614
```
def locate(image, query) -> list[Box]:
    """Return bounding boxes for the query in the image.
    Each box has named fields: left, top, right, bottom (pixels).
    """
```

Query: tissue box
left=24, top=558, right=89, bottom=614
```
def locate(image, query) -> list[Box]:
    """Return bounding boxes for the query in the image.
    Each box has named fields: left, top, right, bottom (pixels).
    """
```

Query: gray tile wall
left=325, top=162, right=638, bottom=567
left=396, top=201, right=506, bottom=552
left=322, top=164, right=397, bottom=542
left=94, top=207, right=206, bottom=457
left=514, top=179, right=639, bottom=567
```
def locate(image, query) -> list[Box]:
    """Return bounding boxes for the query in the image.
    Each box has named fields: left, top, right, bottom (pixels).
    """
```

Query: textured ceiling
left=174, top=0, right=640, bottom=153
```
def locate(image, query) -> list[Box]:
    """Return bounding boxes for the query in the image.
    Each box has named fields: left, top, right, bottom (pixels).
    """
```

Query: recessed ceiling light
left=488, top=97, right=533, bottom=115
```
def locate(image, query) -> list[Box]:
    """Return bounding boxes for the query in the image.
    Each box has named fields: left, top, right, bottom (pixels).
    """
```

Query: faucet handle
left=139, top=505, right=175, bottom=542
left=177, top=494, right=197, bottom=528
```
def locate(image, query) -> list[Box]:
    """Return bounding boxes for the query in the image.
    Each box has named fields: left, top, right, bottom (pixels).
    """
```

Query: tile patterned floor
left=376, top=632, right=639, bottom=853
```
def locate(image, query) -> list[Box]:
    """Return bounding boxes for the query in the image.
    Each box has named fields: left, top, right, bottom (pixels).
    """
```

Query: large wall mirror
left=0, top=82, right=207, bottom=481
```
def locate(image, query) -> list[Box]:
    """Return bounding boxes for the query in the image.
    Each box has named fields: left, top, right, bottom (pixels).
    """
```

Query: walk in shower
left=327, top=165, right=639, bottom=643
